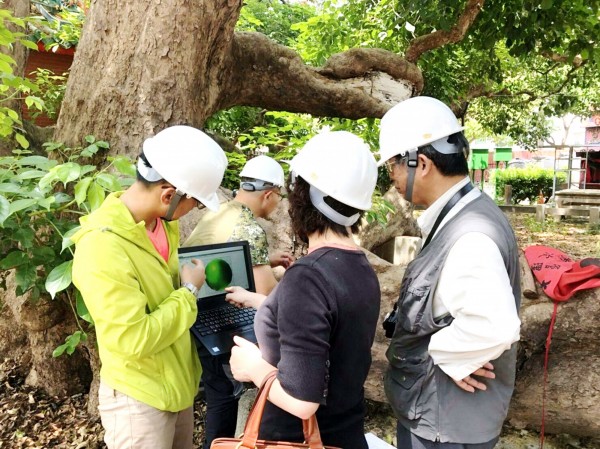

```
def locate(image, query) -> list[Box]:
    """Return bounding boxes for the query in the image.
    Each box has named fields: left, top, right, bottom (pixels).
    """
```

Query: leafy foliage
left=0, top=139, right=135, bottom=353
left=492, top=167, right=566, bottom=204
left=237, top=0, right=314, bottom=46
left=0, top=9, right=44, bottom=148
left=28, top=1, right=87, bottom=50
left=288, top=0, right=600, bottom=145
left=26, top=68, right=68, bottom=120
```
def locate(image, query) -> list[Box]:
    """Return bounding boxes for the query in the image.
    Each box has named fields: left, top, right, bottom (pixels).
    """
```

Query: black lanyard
left=421, top=182, right=474, bottom=250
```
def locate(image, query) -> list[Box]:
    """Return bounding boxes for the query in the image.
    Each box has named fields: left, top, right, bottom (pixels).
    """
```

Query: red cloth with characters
left=524, top=245, right=600, bottom=301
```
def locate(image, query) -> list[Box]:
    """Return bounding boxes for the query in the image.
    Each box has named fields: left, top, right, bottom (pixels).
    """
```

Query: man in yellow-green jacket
left=72, top=126, right=227, bottom=449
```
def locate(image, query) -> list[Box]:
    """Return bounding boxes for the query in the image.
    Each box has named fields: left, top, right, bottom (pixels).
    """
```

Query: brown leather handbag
left=210, top=371, right=340, bottom=449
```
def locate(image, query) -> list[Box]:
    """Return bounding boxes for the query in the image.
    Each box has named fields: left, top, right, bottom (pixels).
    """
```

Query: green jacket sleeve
left=72, top=231, right=197, bottom=361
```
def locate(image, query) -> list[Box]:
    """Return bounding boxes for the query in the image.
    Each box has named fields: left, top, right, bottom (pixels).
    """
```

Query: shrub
left=492, top=167, right=566, bottom=204
left=0, top=139, right=135, bottom=355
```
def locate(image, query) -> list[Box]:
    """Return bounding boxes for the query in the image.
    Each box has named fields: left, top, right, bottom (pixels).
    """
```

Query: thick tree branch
left=541, top=51, right=583, bottom=68
left=405, top=0, right=485, bottom=63
left=220, top=32, right=422, bottom=120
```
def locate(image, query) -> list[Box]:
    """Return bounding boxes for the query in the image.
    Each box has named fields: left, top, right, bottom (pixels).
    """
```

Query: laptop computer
left=179, top=241, right=258, bottom=356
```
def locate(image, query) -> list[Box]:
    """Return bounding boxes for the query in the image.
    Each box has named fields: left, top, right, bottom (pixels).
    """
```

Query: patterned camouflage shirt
left=183, top=200, right=270, bottom=266
left=229, top=205, right=270, bottom=266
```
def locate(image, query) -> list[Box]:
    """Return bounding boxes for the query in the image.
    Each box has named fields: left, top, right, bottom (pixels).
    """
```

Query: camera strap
left=384, top=181, right=474, bottom=338
left=421, top=182, right=473, bottom=250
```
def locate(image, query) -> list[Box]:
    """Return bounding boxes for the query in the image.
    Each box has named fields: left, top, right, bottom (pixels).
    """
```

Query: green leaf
left=15, top=263, right=37, bottom=294
left=14, top=170, right=46, bottom=181
left=45, top=260, right=73, bottom=299
left=14, top=133, right=29, bottom=149
left=31, top=246, right=55, bottom=265
left=81, top=143, right=99, bottom=157
left=0, top=250, right=28, bottom=269
left=84, top=135, right=95, bottom=144
left=0, top=194, right=9, bottom=225
left=17, top=155, right=56, bottom=169
left=56, top=162, right=82, bottom=186
left=20, top=39, right=39, bottom=50
left=14, top=227, right=35, bottom=249
left=8, top=198, right=36, bottom=215
left=109, top=156, right=136, bottom=177
left=87, top=181, right=105, bottom=210
left=61, top=226, right=80, bottom=253
left=38, top=170, right=59, bottom=191
left=96, top=173, right=121, bottom=192
left=37, top=196, right=56, bottom=210
left=540, top=0, right=553, bottom=9
left=52, top=331, right=87, bottom=357
left=76, top=291, right=93, bottom=324
left=74, top=177, right=92, bottom=205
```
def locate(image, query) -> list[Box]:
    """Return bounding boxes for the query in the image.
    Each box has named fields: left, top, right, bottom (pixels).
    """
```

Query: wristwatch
left=182, top=282, right=199, bottom=297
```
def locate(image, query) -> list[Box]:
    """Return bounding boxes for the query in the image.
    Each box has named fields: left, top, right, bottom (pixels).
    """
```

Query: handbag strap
left=240, top=371, right=325, bottom=449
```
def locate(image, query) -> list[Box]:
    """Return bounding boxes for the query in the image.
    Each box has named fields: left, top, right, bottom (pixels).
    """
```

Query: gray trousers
left=396, top=423, right=499, bottom=449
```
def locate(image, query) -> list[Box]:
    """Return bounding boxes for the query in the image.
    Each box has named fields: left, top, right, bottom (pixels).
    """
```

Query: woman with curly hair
left=226, top=131, right=380, bottom=449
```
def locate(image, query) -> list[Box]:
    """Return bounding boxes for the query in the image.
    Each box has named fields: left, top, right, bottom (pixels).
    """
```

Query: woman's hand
left=225, top=286, right=266, bottom=309
left=230, top=336, right=272, bottom=383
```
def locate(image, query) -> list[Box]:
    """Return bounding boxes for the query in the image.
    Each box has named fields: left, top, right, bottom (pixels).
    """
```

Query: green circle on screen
left=204, top=258, right=233, bottom=291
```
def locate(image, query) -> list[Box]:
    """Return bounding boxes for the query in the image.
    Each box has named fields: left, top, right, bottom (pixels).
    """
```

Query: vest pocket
left=398, top=286, right=431, bottom=333
left=385, top=358, right=427, bottom=420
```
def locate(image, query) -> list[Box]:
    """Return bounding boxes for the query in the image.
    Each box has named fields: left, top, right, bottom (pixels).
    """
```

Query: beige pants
left=98, top=381, right=194, bottom=449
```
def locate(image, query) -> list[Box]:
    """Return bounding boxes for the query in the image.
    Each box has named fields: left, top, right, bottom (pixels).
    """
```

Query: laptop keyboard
left=194, top=304, right=256, bottom=336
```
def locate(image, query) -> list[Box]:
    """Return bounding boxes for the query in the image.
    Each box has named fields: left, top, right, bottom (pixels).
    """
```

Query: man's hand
left=180, top=259, right=205, bottom=290
left=269, top=251, right=295, bottom=269
left=453, top=362, right=495, bottom=393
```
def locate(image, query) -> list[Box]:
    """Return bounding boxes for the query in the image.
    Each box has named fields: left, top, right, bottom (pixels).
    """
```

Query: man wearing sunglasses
left=183, top=154, right=293, bottom=449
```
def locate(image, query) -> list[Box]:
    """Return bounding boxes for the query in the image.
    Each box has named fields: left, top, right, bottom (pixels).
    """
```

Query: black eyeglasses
left=274, top=191, right=287, bottom=200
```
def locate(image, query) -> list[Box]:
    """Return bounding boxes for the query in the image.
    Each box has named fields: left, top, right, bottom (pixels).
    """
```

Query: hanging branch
left=405, top=0, right=485, bottom=63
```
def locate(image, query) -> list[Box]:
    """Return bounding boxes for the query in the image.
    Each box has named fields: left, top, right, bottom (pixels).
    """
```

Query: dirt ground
left=0, top=213, right=598, bottom=448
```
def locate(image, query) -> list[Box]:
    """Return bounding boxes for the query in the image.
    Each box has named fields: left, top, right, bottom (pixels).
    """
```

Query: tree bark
left=55, top=0, right=244, bottom=154
left=1, top=271, right=92, bottom=397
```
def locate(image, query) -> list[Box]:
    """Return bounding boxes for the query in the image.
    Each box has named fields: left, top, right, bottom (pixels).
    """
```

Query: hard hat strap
left=309, top=185, right=359, bottom=226
left=163, top=189, right=184, bottom=221
left=404, top=150, right=419, bottom=203
left=240, top=180, right=276, bottom=192
left=137, top=156, right=163, bottom=182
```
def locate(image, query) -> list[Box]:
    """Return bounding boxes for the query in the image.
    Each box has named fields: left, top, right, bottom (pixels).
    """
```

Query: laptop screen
left=178, top=241, right=256, bottom=300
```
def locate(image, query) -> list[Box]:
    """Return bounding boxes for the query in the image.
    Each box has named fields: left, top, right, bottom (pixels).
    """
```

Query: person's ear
left=418, top=154, right=433, bottom=175
left=160, top=184, right=176, bottom=205
left=262, top=190, right=274, bottom=204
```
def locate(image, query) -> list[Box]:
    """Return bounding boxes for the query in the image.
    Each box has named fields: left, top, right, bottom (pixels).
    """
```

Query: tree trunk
left=55, top=0, right=243, bottom=154
left=1, top=271, right=92, bottom=397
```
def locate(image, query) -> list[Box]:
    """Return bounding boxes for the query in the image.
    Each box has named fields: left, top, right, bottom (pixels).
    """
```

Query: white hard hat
left=240, top=155, right=284, bottom=187
left=289, top=131, right=377, bottom=211
left=377, top=96, right=464, bottom=166
left=143, top=125, right=227, bottom=211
